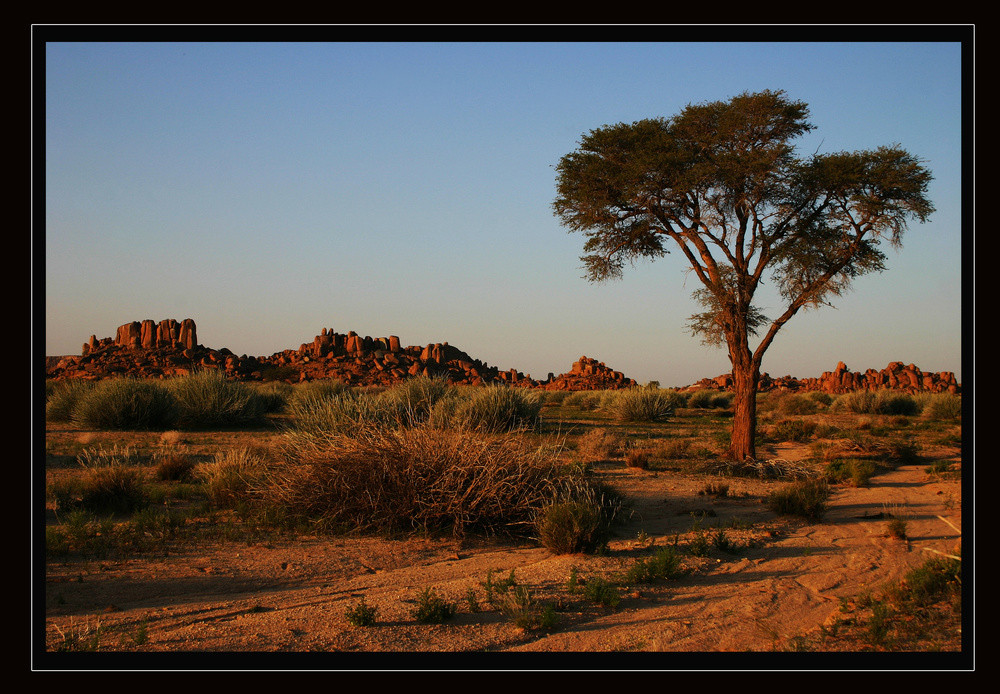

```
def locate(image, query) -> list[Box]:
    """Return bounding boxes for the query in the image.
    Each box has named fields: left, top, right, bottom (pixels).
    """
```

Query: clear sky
left=40, top=29, right=968, bottom=388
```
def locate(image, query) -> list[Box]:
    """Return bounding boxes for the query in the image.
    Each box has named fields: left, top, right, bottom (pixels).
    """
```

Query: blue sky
left=41, top=33, right=967, bottom=387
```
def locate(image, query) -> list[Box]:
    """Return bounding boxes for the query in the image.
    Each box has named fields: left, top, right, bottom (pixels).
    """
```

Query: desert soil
left=42, top=441, right=963, bottom=662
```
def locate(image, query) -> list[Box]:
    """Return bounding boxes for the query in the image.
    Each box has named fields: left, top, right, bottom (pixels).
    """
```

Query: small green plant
left=412, top=588, right=456, bottom=624
left=686, top=531, right=710, bottom=557
left=465, top=588, right=481, bottom=613
left=624, top=547, right=686, bottom=584
left=565, top=566, right=581, bottom=594
left=886, top=517, right=908, bottom=540
left=768, top=478, right=831, bottom=521
left=345, top=597, right=379, bottom=626
left=583, top=577, right=621, bottom=608
left=495, top=586, right=559, bottom=631
left=711, top=527, right=738, bottom=553
left=825, top=458, right=876, bottom=487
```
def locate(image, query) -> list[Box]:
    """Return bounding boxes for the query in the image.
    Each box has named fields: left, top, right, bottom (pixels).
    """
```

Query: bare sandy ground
left=42, top=447, right=963, bottom=666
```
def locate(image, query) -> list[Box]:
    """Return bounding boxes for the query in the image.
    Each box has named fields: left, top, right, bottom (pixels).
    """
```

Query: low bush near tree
left=768, top=478, right=831, bottom=521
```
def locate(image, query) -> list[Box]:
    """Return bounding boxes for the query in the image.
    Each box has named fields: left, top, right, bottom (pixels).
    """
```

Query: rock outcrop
left=542, top=356, right=637, bottom=391
left=687, top=360, right=960, bottom=395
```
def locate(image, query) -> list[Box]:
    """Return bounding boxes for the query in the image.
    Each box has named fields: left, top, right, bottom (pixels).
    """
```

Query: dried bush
left=197, top=446, right=270, bottom=509
left=262, top=426, right=566, bottom=537
left=73, top=446, right=150, bottom=515
left=575, top=427, right=624, bottom=461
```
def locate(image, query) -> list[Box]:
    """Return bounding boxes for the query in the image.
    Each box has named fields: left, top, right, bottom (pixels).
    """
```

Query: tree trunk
left=728, top=367, right=759, bottom=461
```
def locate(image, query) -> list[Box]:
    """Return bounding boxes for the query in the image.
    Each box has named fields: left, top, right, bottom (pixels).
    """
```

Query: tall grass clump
left=166, top=370, right=268, bottom=429
left=574, top=428, right=624, bottom=461
left=71, top=377, right=178, bottom=430
left=197, top=446, right=270, bottom=509
left=382, top=375, right=456, bottom=425
left=46, top=380, right=96, bottom=422
left=286, top=389, right=397, bottom=437
left=687, top=389, right=731, bottom=409
left=261, top=425, right=565, bottom=537
left=611, top=388, right=680, bottom=422
left=73, top=446, right=150, bottom=515
left=832, top=389, right=919, bottom=416
left=917, top=393, right=962, bottom=421
left=248, top=381, right=293, bottom=414
left=451, top=385, right=542, bottom=433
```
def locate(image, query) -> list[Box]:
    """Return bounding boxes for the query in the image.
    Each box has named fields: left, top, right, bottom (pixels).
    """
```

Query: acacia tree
left=553, top=90, right=934, bottom=461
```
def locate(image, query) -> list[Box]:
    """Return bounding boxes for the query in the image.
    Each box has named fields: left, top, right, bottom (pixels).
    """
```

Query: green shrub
left=167, top=370, right=268, bottom=429
left=46, top=380, right=96, bottom=422
left=872, top=391, right=920, bottom=416
left=493, top=586, right=559, bottom=631
left=825, top=458, right=876, bottom=487
left=583, top=577, right=620, bottom=608
left=768, top=478, right=831, bottom=521
left=345, top=597, right=379, bottom=627
left=252, top=381, right=293, bottom=413
left=382, top=375, right=456, bottom=425
left=833, top=389, right=920, bottom=416
left=778, top=393, right=819, bottom=416
left=71, top=378, right=178, bottom=430
left=766, top=418, right=818, bottom=443
left=806, top=391, right=833, bottom=407
left=537, top=501, right=604, bottom=554
left=898, top=555, right=961, bottom=606
left=611, top=388, right=678, bottom=422
left=536, top=480, right=626, bottom=554
left=412, top=588, right=456, bottom=624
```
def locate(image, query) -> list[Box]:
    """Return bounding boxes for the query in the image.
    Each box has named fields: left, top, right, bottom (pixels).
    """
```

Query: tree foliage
left=553, top=90, right=934, bottom=459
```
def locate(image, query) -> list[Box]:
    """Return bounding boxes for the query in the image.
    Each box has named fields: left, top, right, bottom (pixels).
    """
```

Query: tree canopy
left=553, top=90, right=934, bottom=460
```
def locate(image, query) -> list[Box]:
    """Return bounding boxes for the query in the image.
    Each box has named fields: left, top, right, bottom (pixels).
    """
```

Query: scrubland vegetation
left=43, top=373, right=963, bottom=652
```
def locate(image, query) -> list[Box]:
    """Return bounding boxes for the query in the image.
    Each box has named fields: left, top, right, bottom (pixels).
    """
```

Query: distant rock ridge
left=46, top=320, right=958, bottom=395
left=687, top=360, right=960, bottom=395
left=45, top=319, right=637, bottom=390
